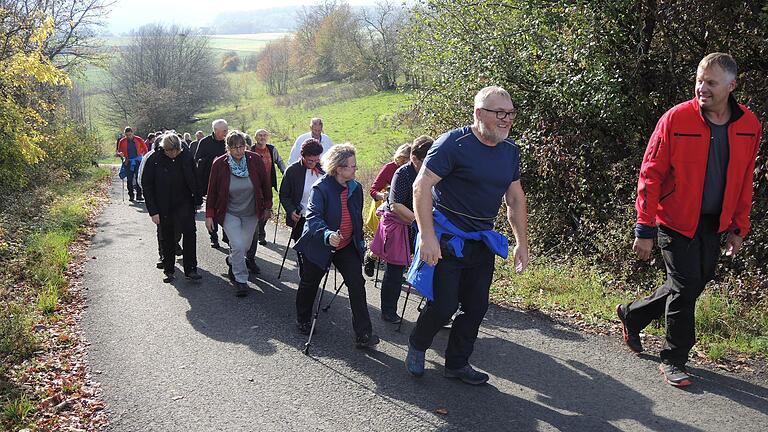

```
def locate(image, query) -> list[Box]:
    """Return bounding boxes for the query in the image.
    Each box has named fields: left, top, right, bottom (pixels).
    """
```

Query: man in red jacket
left=116, top=127, right=148, bottom=202
left=617, top=53, right=762, bottom=387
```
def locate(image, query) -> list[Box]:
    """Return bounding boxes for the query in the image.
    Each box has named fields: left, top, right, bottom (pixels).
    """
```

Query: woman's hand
left=262, top=208, right=273, bottom=221
left=205, top=217, right=214, bottom=233
left=328, top=231, right=342, bottom=248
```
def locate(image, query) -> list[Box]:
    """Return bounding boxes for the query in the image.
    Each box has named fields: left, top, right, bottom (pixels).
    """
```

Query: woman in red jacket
left=205, top=131, right=272, bottom=297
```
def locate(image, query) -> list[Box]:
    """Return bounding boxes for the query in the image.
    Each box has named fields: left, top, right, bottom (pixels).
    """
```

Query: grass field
left=96, top=33, right=286, bottom=54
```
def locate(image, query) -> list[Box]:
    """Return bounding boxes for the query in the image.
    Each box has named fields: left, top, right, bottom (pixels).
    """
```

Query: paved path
left=82, top=172, right=768, bottom=431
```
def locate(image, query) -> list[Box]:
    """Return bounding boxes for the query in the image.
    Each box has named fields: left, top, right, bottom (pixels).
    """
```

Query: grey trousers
left=222, top=213, right=258, bottom=283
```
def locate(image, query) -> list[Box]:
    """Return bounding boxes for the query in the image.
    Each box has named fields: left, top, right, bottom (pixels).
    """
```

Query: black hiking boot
left=616, top=304, right=643, bottom=353
left=355, top=333, right=380, bottom=349
left=444, top=364, right=489, bottom=385
left=364, top=255, right=376, bottom=277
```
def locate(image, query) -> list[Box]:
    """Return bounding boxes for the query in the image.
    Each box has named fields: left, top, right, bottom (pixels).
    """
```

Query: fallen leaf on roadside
left=435, top=408, right=448, bottom=415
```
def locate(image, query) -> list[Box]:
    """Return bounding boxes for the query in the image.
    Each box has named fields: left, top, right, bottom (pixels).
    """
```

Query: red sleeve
left=636, top=112, right=672, bottom=227
left=205, top=161, right=220, bottom=218
left=369, top=162, right=397, bottom=199
left=137, top=137, right=148, bottom=155
left=729, top=127, right=761, bottom=237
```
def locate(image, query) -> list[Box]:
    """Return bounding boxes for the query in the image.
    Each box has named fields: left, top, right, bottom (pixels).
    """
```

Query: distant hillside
left=210, top=7, right=301, bottom=34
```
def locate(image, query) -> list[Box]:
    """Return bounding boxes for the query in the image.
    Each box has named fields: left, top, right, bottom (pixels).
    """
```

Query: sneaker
left=381, top=311, right=402, bottom=324
left=659, top=362, right=692, bottom=387
left=355, top=333, right=380, bottom=349
left=128, top=196, right=135, bottom=202
left=444, top=364, right=489, bottom=385
left=210, top=240, right=220, bottom=248
left=156, top=260, right=164, bottom=269
left=162, top=273, right=175, bottom=283
left=235, top=282, right=248, bottom=297
left=364, top=255, right=376, bottom=277
left=185, top=269, right=202, bottom=280
left=245, top=258, right=261, bottom=274
left=258, top=238, right=268, bottom=246
left=405, top=343, right=425, bottom=377
left=296, top=321, right=312, bottom=335
left=175, top=245, right=183, bottom=256
left=136, top=195, right=144, bottom=202
left=616, top=304, right=643, bottom=353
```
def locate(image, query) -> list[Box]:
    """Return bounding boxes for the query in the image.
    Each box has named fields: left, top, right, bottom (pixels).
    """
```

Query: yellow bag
left=364, top=199, right=383, bottom=233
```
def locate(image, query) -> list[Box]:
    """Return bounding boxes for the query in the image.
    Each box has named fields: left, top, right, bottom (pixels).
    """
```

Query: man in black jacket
left=143, top=133, right=203, bottom=283
left=194, top=119, right=228, bottom=247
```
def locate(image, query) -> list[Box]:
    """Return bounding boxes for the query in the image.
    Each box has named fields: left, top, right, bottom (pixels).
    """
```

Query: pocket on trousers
left=657, top=228, right=672, bottom=250
left=439, top=235, right=455, bottom=259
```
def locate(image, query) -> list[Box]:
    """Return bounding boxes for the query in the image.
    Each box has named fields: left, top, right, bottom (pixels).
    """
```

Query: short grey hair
left=160, top=133, right=182, bottom=151
left=255, top=129, right=268, bottom=135
left=195, top=130, right=204, bottom=137
left=212, top=119, right=228, bottom=131
left=698, top=52, right=737, bottom=80
left=310, top=117, right=323, bottom=127
left=474, top=86, right=512, bottom=109
left=322, top=143, right=356, bottom=177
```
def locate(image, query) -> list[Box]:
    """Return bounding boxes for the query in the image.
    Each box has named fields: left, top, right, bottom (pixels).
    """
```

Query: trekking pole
left=304, top=249, right=336, bottom=356
left=321, top=277, right=346, bottom=312
left=277, top=220, right=301, bottom=279
left=272, top=205, right=280, bottom=243
left=374, top=258, right=382, bottom=287
left=396, top=282, right=412, bottom=333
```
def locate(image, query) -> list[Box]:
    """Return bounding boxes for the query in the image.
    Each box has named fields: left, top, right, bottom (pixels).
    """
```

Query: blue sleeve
left=509, top=144, right=521, bottom=182
left=424, top=132, right=454, bottom=178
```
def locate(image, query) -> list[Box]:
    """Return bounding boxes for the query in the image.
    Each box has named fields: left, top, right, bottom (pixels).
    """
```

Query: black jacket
left=142, top=149, right=202, bottom=217
left=279, top=160, right=324, bottom=228
left=193, top=134, right=226, bottom=197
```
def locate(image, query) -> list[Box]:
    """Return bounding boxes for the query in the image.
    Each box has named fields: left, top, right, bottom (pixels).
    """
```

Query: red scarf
left=302, top=157, right=321, bottom=176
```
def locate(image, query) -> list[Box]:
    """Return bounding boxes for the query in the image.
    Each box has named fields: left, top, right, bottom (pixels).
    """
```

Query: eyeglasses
left=480, top=107, right=517, bottom=120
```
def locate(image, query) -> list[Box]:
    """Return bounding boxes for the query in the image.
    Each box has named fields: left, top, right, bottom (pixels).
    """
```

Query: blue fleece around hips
left=406, top=208, right=509, bottom=300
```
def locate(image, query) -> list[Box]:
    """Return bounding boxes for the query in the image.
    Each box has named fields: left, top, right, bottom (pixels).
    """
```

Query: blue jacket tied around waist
left=406, top=208, right=509, bottom=300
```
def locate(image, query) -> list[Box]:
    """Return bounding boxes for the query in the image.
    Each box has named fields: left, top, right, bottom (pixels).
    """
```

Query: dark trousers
left=381, top=262, right=405, bottom=315
left=410, top=238, right=495, bottom=369
left=160, top=204, right=197, bottom=275
left=156, top=223, right=182, bottom=260
left=258, top=218, right=268, bottom=241
left=246, top=220, right=261, bottom=260
left=296, top=245, right=372, bottom=338
left=126, top=165, right=142, bottom=198
left=625, top=215, right=720, bottom=366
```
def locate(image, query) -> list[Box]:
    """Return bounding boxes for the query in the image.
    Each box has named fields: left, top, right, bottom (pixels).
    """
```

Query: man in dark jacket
left=194, top=119, right=228, bottom=247
left=143, top=133, right=203, bottom=283
left=619, top=53, right=762, bottom=387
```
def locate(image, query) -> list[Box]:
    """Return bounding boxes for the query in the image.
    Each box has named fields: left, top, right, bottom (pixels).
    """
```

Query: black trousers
left=246, top=220, right=262, bottom=261
left=625, top=215, right=720, bottom=366
left=126, top=164, right=142, bottom=198
left=160, top=204, right=197, bottom=275
left=410, top=237, right=495, bottom=370
left=296, top=245, right=372, bottom=338
left=380, top=263, right=405, bottom=316
left=156, top=223, right=182, bottom=260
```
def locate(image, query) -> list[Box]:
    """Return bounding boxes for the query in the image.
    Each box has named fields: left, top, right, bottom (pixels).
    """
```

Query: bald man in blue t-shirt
left=405, top=86, right=529, bottom=385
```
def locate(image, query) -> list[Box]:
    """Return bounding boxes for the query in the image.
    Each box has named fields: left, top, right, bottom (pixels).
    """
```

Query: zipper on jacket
left=673, top=132, right=702, bottom=137
left=735, top=132, right=756, bottom=137
left=660, top=185, right=675, bottom=203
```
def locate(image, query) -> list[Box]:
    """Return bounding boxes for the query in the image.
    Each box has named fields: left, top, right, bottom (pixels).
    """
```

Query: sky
left=105, top=0, right=376, bottom=35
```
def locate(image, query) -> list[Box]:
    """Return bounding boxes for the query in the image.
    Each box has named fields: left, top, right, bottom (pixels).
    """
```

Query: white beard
left=477, top=121, right=508, bottom=144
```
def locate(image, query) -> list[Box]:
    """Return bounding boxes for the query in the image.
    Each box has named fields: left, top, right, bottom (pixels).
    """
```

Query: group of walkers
left=114, top=52, right=762, bottom=388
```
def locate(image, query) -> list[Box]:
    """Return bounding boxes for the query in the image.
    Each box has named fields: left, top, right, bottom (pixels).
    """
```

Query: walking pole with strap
left=304, top=247, right=336, bottom=356
left=396, top=281, right=414, bottom=333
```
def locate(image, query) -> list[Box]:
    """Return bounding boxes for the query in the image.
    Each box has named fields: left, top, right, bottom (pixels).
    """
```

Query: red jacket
left=636, top=97, right=761, bottom=238
left=117, top=136, right=148, bottom=158
left=205, top=151, right=273, bottom=226
left=369, top=161, right=399, bottom=199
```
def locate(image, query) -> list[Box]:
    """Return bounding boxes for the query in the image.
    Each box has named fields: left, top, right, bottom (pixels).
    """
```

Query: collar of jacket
left=323, top=174, right=359, bottom=198
left=693, top=94, right=744, bottom=125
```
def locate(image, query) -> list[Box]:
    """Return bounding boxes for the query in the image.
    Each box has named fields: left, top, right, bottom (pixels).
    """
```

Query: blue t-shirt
left=425, top=126, right=520, bottom=232
left=127, top=138, right=138, bottom=159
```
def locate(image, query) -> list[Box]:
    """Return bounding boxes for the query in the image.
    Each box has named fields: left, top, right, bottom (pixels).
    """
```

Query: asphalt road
left=82, top=172, right=768, bottom=431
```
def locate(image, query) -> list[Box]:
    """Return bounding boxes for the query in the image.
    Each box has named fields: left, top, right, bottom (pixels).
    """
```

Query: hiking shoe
left=175, top=245, right=183, bottom=256
left=245, top=258, right=261, bottom=274
left=444, top=364, right=489, bottom=385
left=616, top=304, right=643, bottom=353
left=185, top=270, right=202, bottom=280
left=405, top=343, right=425, bottom=377
left=235, top=282, right=248, bottom=297
left=136, top=195, right=144, bottom=202
left=364, top=255, right=376, bottom=277
left=297, top=321, right=312, bottom=335
left=162, top=273, right=175, bottom=283
left=226, top=256, right=235, bottom=282
left=659, top=362, right=692, bottom=387
left=128, top=196, right=135, bottom=202
left=156, top=260, right=164, bottom=269
left=355, top=333, right=380, bottom=349
left=258, top=238, right=268, bottom=246
left=210, top=240, right=220, bottom=248
left=381, top=311, right=402, bottom=324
